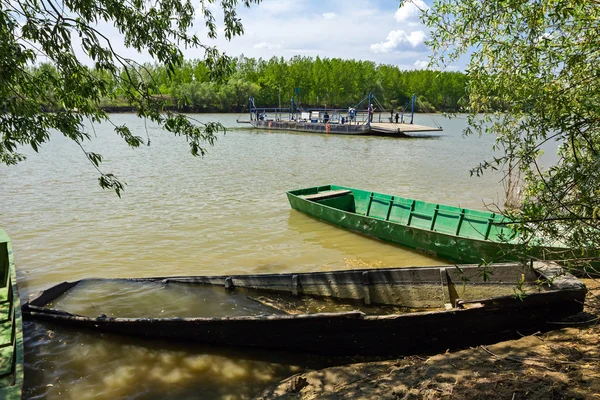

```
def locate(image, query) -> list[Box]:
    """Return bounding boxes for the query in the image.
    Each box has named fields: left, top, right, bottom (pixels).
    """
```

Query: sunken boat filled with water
left=22, top=262, right=585, bottom=356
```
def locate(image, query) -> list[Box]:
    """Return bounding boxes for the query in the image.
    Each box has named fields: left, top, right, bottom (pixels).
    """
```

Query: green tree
left=425, top=0, right=599, bottom=268
left=0, top=0, right=260, bottom=195
left=83, top=55, right=466, bottom=114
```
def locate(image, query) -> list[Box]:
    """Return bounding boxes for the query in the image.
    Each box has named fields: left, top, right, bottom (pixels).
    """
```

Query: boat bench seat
left=301, top=190, right=352, bottom=201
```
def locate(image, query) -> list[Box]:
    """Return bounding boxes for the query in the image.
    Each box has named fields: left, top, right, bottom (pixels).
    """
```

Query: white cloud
left=394, top=0, right=429, bottom=23
left=370, top=30, right=427, bottom=53
left=253, top=42, right=282, bottom=50
left=184, top=1, right=449, bottom=70
left=414, top=60, right=429, bottom=69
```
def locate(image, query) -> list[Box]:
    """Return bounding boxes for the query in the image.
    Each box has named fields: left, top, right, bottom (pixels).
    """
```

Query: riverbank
left=256, top=278, right=600, bottom=400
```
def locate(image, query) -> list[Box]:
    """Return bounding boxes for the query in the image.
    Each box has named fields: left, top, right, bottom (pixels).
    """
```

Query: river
left=1, top=113, right=508, bottom=399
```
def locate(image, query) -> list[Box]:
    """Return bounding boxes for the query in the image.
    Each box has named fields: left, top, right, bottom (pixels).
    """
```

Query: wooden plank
left=301, top=190, right=351, bottom=201
left=385, top=196, right=395, bottom=221
left=0, top=344, right=13, bottom=377
left=0, top=318, right=13, bottom=347
left=246, top=296, right=296, bottom=315
left=406, top=200, right=416, bottom=226
left=455, top=209, right=465, bottom=235
left=0, top=317, right=15, bottom=381
left=0, top=303, right=11, bottom=323
left=366, top=193, right=374, bottom=216
left=430, top=205, right=440, bottom=230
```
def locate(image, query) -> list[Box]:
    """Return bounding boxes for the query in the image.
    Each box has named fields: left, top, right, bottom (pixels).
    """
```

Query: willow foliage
left=0, top=0, right=260, bottom=195
left=425, top=0, right=600, bottom=267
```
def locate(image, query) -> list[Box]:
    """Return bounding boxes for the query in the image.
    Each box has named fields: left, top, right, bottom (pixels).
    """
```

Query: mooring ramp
left=370, top=122, right=443, bottom=134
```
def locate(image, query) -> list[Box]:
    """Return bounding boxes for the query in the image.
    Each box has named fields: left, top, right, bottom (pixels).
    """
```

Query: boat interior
left=26, top=263, right=564, bottom=320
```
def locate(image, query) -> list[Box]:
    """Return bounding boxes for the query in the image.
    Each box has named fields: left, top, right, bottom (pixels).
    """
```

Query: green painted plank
left=0, top=229, right=23, bottom=399
left=0, top=319, right=13, bottom=347
left=0, top=386, right=21, bottom=400
left=0, top=287, right=7, bottom=304
left=0, top=303, right=10, bottom=323
left=0, top=375, right=13, bottom=389
left=0, top=342, right=14, bottom=377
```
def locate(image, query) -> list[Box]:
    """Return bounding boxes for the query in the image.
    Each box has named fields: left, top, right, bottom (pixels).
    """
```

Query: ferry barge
left=238, top=93, right=443, bottom=137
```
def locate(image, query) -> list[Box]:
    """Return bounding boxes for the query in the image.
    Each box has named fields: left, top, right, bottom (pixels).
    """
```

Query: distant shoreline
left=98, top=106, right=445, bottom=115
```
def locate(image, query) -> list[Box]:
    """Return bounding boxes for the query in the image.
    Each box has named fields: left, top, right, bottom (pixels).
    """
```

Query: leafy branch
left=0, top=0, right=261, bottom=195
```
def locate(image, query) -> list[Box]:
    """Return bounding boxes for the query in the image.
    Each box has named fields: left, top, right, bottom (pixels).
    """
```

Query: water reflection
left=285, top=210, right=449, bottom=268
left=24, top=320, right=329, bottom=400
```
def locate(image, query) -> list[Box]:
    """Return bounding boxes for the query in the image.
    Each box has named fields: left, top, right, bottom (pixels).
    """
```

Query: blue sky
left=95, top=0, right=456, bottom=71
left=204, top=0, right=444, bottom=70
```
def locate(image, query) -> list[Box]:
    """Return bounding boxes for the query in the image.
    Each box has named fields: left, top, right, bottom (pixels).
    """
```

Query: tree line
left=34, top=56, right=467, bottom=114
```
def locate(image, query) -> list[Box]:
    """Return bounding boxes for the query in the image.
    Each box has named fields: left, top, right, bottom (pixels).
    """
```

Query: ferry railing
left=249, top=107, right=373, bottom=126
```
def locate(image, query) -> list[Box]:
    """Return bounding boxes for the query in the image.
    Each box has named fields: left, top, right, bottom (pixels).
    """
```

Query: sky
left=97, top=0, right=458, bottom=71
left=204, top=0, right=438, bottom=70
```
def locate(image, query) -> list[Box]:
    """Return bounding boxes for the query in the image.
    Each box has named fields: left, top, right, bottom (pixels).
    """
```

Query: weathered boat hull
left=22, top=263, right=585, bottom=356
left=286, top=185, right=573, bottom=265
left=0, top=230, right=23, bottom=400
left=252, top=120, right=372, bottom=135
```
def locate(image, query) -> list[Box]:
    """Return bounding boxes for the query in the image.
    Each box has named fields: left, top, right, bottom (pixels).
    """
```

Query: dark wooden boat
left=0, top=230, right=23, bottom=400
left=22, top=262, right=585, bottom=356
left=286, top=185, right=578, bottom=265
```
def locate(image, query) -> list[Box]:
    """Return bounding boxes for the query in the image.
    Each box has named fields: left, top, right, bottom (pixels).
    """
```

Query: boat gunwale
left=23, top=287, right=585, bottom=324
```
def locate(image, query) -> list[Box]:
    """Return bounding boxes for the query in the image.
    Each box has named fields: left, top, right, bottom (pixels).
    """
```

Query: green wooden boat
left=286, top=185, right=571, bottom=264
left=0, top=230, right=23, bottom=400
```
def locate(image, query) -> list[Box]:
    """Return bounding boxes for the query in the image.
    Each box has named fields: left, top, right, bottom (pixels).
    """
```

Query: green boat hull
left=286, top=185, right=569, bottom=265
left=0, top=230, right=23, bottom=400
